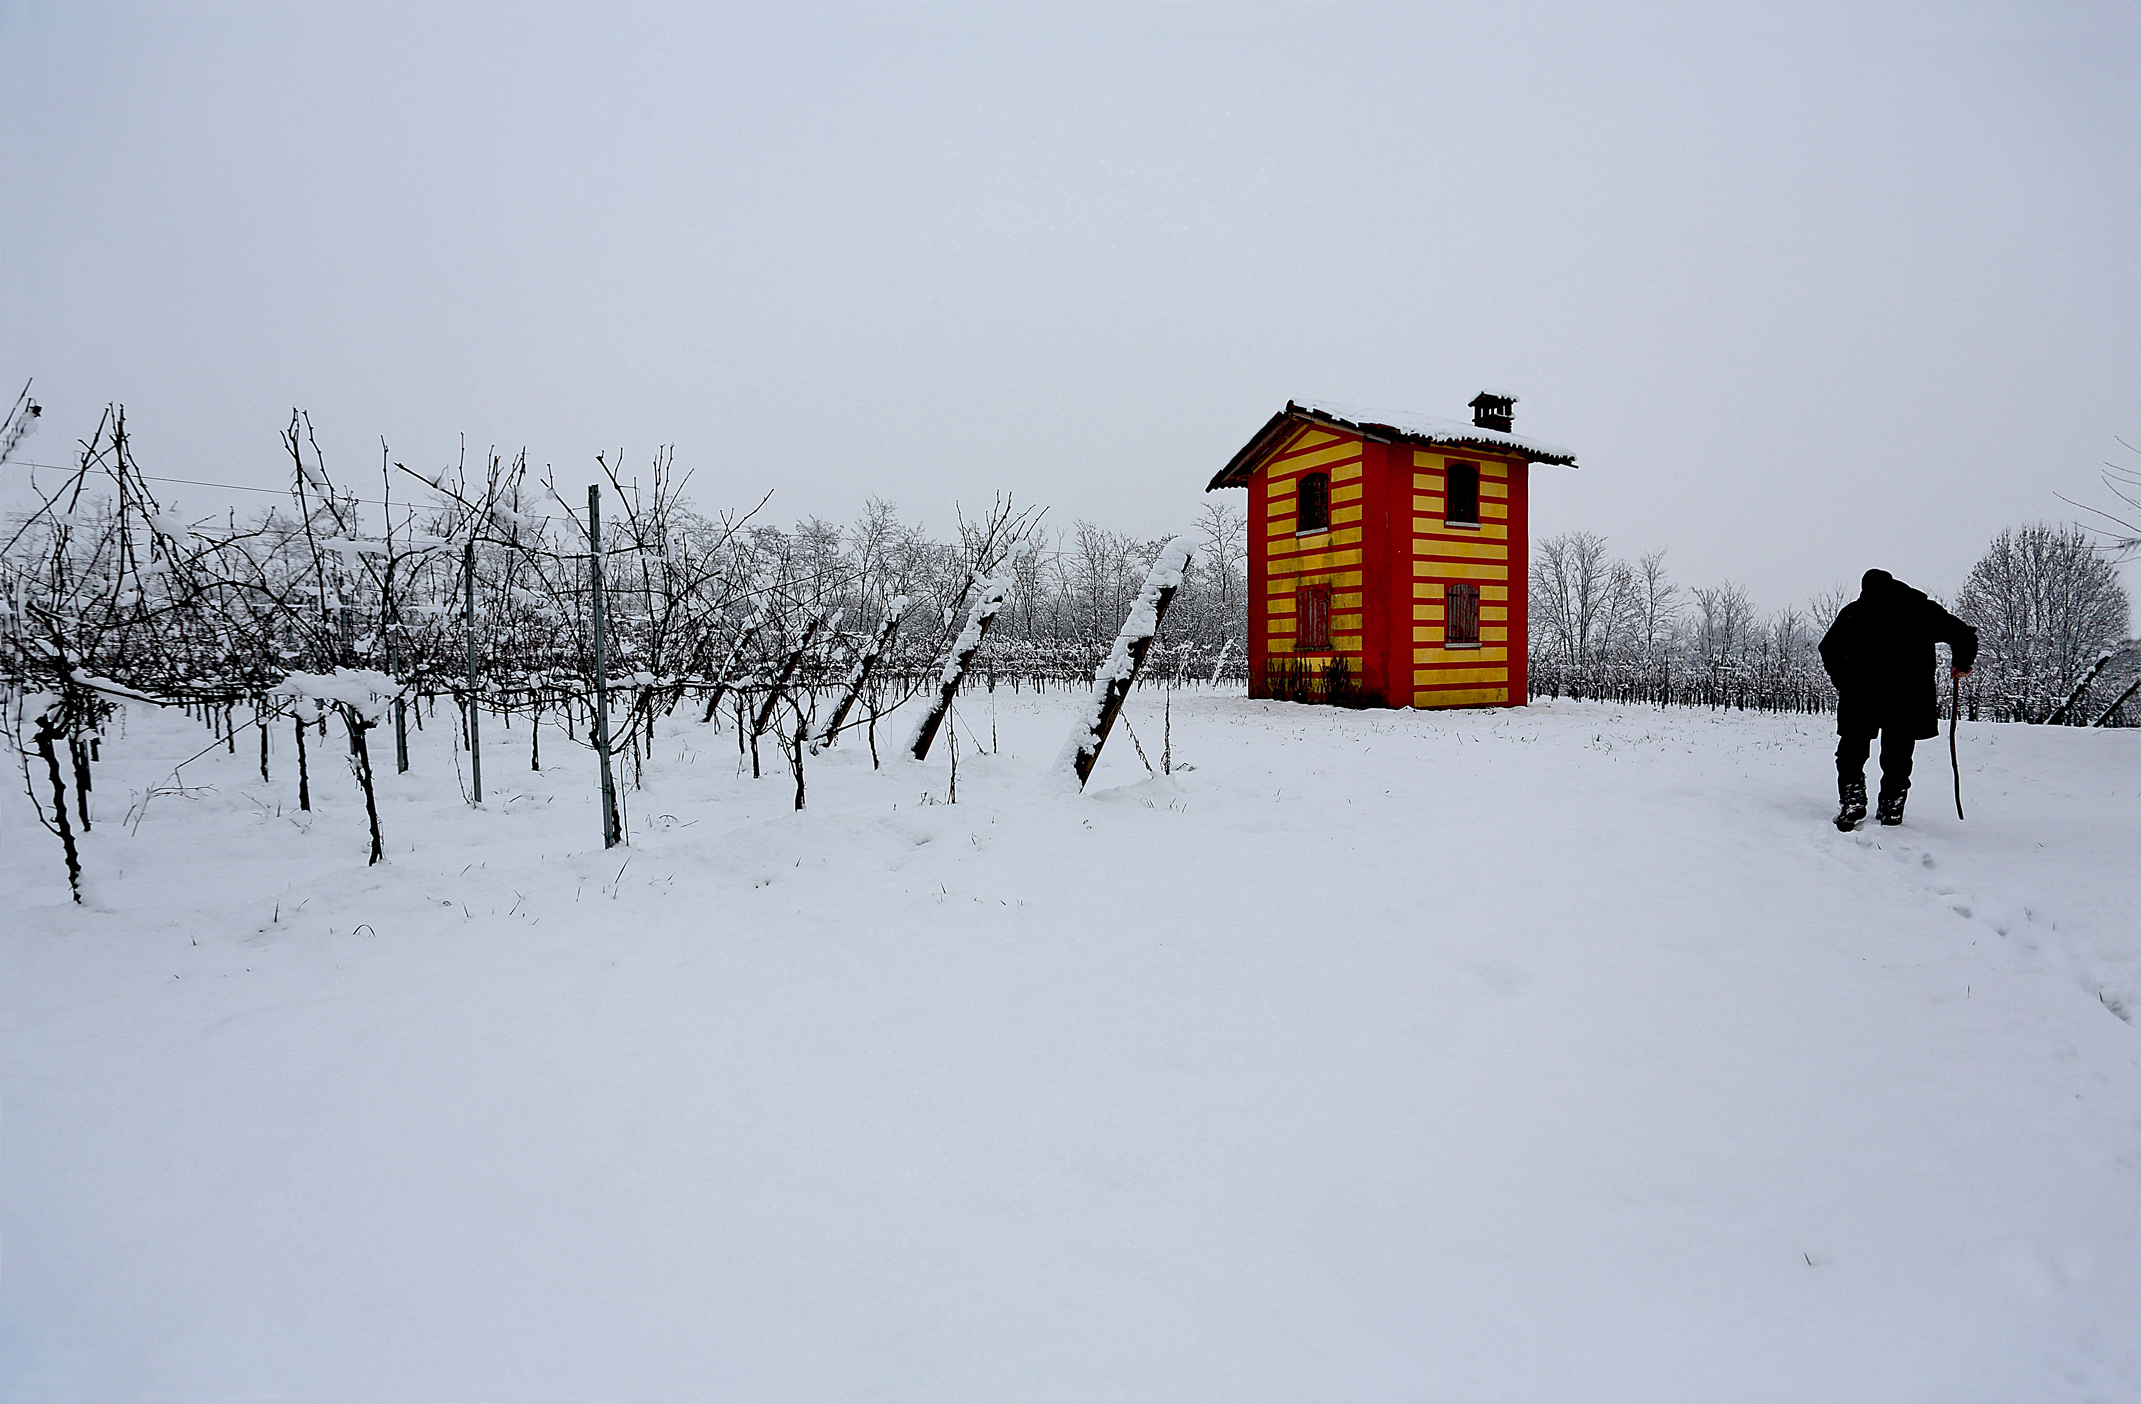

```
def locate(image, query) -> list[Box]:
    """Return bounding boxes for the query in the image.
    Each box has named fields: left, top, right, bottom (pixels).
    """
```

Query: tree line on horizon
left=1526, top=525, right=2134, bottom=726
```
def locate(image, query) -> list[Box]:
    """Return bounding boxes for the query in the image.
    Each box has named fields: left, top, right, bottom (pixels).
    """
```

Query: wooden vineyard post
left=294, top=712, right=311, bottom=811
left=2093, top=673, right=2141, bottom=727
left=2044, top=649, right=2114, bottom=726
left=590, top=485, right=621, bottom=848
left=752, top=613, right=826, bottom=743
left=911, top=579, right=1012, bottom=762
left=464, top=539, right=482, bottom=804
left=818, top=594, right=908, bottom=750
left=1056, top=537, right=1194, bottom=790
left=389, top=603, right=409, bottom=773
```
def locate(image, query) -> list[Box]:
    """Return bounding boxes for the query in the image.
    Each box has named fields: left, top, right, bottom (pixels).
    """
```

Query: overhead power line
left=2, top=458, right=443, bottom=512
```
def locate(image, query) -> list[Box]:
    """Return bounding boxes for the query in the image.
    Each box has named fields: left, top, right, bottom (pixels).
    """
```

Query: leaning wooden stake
left=2092, top=673, right=2141, bottom=727
left=911, top=579, right=1012, bottom=762
left=2044, top=649, right=2115, bottom=726
left=753, top=613, right=827, bottom=742
left=818, top=594, right=909, bottom=750
left=1056, top=537, right=1195, bottom=789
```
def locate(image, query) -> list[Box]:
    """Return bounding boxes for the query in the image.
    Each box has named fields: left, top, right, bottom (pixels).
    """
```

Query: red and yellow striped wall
left=1406, top=448, right=1520, bottom=707
left=1256, top=422, right=1368, bottom=686
left=1243, top=421, right=1531, bottom=710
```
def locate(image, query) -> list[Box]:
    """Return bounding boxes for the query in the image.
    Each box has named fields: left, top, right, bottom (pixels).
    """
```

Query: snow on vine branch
left=269, top=669, right=406, bottom=726
left=1056, top=536, right=1194, bottom=790
left=908, top=577, right=1012, bottom=761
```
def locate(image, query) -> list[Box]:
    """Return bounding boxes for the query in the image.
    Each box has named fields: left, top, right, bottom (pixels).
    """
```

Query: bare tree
left=1807, top=582, right=1854, bottom=633
left=1633, top=550, right=1682, bottom=663
left=1530, top=531, right=1636, bottom=688
left=1955, top=523, right=2130, bottom=722
left=1688, top=581, right=1757, bottom=682
left=1194, top=500, right=1247, bottom=613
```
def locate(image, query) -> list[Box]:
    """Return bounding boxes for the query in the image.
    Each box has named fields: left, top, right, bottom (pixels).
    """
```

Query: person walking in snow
left=1819, top=568, right=1978, bottom=828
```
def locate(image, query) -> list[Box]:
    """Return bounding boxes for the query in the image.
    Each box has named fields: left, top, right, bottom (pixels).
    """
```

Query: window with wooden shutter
left=1445, top=583, right=1480, bottom=647
left=1297, top=473, right=1330, bottom=533
left=1296, top=584, right=1332, bottom=651
left=1445, top=463, right=1480, bottom=527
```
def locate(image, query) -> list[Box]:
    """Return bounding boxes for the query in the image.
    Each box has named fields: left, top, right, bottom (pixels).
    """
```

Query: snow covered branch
left=1055, top=535, right=1194, bottom=789
left=909, top=577, right=1012, bottom=762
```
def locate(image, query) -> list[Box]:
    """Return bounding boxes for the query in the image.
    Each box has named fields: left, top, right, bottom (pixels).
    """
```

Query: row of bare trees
left=1527, top=527, right=2134, bottom=724
left=1527, top=531, right=1842, bottom=712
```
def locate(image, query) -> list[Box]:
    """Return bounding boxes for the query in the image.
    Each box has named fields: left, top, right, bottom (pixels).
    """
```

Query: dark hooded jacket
left=1819, top=571, right=1978, bottom=740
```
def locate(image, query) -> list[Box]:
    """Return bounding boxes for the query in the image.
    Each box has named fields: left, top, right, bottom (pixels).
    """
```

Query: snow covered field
left=5, top=690, right=2139, bottom=1402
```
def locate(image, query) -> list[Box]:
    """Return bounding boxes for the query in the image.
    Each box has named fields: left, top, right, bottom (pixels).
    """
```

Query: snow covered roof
left=1206, top=399, right=1577, bottom=491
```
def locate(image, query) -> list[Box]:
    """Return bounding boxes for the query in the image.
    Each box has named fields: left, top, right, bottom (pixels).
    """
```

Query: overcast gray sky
left=5, top=2, right=2137, bottom=612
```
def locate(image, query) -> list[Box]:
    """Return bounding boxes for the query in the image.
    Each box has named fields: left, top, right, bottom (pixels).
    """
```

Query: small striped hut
left=1206, top=396, right=1576, bottom=709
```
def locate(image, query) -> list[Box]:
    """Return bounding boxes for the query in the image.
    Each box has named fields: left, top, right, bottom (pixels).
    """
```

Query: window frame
left=1296, top=472, right=1331, bottom=535
left=1296, top=583, right=1333, bottom=652
left=1444, top=463, right=1481, bottom=529
left=1444, top=583, right=1481, bottom=648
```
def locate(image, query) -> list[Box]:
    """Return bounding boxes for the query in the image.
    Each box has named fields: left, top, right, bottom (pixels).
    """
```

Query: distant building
left=1206, top=397, right=1576, bottom=709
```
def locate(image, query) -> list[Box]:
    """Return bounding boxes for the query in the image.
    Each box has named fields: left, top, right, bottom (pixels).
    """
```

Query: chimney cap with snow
left=1469, top=392, right=1516, bottom=433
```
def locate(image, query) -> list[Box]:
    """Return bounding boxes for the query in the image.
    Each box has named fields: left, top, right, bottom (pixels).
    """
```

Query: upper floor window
left=1445, top=583, right=1481, bottom=647
left=1297, top=473, right=1330, bottom=533
left=1445, top=464, right=1480, bottom=527
left=1296, top=584, right=1332, bottom=651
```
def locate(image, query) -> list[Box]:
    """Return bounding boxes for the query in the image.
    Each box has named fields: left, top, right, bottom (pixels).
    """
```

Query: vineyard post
left=294, top=712, right=311, bottom=811
left=817, top=595, right=908, bottom=749
left=2044, top=649, right=2114, bottom=726
left=911, top=579, right=1012, bottom=762
left=1057, top=537, right=1194, bottom=789
left=2093, top=673, right=2141, bottom=727
left=388, top=603, right=409, bottom=773
left=590, top=485, right=621, bottom=848
left=464, top=538, right=482, bottom=804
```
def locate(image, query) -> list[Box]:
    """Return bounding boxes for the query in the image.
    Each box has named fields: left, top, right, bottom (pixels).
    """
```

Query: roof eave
left=1294, top=402, right=1579, bottom=467
left=1208, top=403, right=1576, bottom=491
left=1205, top=409, right=1298, bottom=491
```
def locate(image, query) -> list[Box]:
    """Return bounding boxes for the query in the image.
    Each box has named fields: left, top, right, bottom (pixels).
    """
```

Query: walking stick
left=1949, top=673, right=1964, bottom=821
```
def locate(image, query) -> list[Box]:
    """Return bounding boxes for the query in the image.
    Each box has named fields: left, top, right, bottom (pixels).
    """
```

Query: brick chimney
left=1469, top=392, right=1515, bottom=433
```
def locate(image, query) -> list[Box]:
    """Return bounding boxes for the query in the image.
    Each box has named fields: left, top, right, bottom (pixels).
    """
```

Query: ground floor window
left=1445, top=583, right=1480, bottom=646
left=1297, top=584, right=1332, bottom=651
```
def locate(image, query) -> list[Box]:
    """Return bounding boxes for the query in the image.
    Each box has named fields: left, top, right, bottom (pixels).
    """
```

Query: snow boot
left=1876, top=784, right=1908, bottom=826
left=1835, top=777, right=1867, bottom=831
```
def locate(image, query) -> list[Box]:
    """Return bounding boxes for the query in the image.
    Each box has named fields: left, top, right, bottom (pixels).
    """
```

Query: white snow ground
left=4, top=690, right=2138, bottom=1403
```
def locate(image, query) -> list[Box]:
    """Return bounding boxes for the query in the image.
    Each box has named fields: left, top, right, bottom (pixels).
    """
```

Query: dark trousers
left=1838, top=730, right=1915, bottom=795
